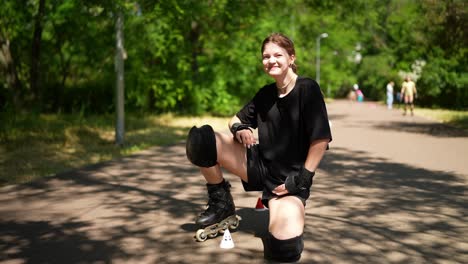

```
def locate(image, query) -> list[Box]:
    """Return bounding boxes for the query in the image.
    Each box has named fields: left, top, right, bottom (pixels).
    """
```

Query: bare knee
left=264, top=197, right=306, bottom=262
left=268, top=197, right=304, bottom=239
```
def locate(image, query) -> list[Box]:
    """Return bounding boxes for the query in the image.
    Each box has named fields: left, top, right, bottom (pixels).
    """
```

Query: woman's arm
left=229, top=115, right=256, bottom=148
left=303, top=139, right=329, bottom=172
left=228, top=115, right=241, bottom=129
left=273, top=138, right=329, bottom=196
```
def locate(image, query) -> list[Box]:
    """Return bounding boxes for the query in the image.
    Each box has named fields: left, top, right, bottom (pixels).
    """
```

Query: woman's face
left=262, top=42, right=295, bottom=78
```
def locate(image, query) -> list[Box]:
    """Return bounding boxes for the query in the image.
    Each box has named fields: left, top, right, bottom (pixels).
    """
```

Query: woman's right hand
left=236, top=129, right=256, bottom=148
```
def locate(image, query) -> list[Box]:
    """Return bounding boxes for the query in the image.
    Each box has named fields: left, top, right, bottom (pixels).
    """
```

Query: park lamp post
left=316, top=33, right=328, bottom=86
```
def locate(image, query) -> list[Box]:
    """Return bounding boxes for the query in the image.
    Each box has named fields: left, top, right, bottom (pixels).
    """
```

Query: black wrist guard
left=230, top=122, right=251, bottom=136
left=285, top=167, right=315, bottom=194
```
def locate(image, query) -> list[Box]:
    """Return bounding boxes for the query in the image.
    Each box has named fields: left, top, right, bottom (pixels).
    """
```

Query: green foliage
left=418, top=49, right=468, bottom=109
left=0, top=0, right=466, bottom=115
left=357, top=54, right=397, bottom=100
left=0, top=112, right=191, bottom=185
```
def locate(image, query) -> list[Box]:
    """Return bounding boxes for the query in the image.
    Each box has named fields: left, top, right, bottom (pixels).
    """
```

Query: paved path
left=1, top=100, right=467, bottom=264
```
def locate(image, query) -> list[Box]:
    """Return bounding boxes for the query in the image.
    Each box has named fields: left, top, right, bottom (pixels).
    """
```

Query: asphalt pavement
left=1, top=100, right=467, bottom=264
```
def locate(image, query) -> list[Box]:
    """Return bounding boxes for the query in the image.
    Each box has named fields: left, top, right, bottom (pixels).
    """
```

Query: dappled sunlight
left=374, top=121, right=468, bottom=137
left=1, top=100, right=467, bottom=263
left=0, top=220, right=130, bottom=263
left=302, top=146, right=467, bottom=263
left=1, top=141, right=466, bottom=263
left=167, top=116, right=231, bottom=132
left=0, top=113, right=212, bottom=185
left=0, top=142, right=266, bottom=263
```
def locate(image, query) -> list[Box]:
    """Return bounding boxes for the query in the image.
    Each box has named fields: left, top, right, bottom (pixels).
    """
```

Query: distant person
left=396, top=92, right=402, bottom=105
left=386, top=81, right=395, bottom=109
left=401, top=76, right=417, bottom=115
left=354, top=84, right=364, bottom=102
left=348, top=88, right=357, bottom=102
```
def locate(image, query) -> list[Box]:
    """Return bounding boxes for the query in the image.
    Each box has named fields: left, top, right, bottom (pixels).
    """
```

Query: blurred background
left=1, top=0, right=466, bottom=185
left=1, top=0, right=466, bottom=116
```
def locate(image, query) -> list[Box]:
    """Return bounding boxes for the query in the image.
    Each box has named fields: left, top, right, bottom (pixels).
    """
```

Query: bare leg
left=199, top=132, right=249, bottom=183
left=193, top=131, right=249, bottom=230
left=263, top=196, right=305, bottom=261
left=200, top=165, right=223, bottom=185
left=403, top=96, right=409, bottom=115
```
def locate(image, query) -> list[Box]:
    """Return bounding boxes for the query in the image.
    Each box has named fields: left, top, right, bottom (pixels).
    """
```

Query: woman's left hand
left=272, top=184, right=289, bottom=196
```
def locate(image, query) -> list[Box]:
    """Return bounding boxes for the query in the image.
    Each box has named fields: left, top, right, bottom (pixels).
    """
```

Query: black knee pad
left=186, top=125, right=217, bottom=167
left=263, top=233, right=304, bottom=263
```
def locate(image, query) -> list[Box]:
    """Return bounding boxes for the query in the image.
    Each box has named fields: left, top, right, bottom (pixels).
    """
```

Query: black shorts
left=241, top=145, right=310, bottom=207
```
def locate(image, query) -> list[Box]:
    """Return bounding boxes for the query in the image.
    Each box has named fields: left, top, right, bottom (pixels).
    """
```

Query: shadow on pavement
left=0, top=220, right=127, bottom=264
left=302, top=146, right=467, bottom=263
left=0, top=143, right=466, bottom=263
left=374, top=121, right=468, bottom=138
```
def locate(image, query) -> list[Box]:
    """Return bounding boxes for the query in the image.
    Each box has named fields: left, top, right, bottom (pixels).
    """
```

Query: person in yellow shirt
left=400, top=76, right=417, bottom=115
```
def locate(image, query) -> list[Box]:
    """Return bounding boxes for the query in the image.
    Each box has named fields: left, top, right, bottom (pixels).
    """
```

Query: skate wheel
left=208, top=231, right=218, bottom=238
left=221, top=222, right=229, bottom=230
left=229, top=220, right=240, bottom=230
left=195, top=229, right=208, bottom=242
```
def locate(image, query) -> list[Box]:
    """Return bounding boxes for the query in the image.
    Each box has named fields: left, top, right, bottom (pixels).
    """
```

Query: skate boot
left=194, top=180, right=241, bottom=242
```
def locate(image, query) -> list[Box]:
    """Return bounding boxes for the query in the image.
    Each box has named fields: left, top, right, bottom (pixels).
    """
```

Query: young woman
left=186, top=33, right=332, bottom=262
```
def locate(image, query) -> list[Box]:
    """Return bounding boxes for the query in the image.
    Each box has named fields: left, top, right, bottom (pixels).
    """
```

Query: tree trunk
left=30, top=0, right=45, bottom=108
left=0, top=34, right=22, bottom=110
left=115, top=10, right=125, bottom=146
left=190, top=21, right=200, bottom=78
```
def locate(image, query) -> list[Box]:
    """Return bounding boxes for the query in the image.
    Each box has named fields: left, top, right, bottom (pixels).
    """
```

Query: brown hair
left=261, top=33, right=297, bottom=73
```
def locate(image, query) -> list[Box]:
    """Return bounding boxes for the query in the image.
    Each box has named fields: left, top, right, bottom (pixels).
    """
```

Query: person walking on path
left=386, top=81, right=395, bottom=109
left=185, top=33, right=332, bottom=262
left=401, top=76, right=417, bottom=115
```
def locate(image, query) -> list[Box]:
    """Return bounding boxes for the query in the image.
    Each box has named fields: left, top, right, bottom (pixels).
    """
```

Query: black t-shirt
left=236, top=77, right=332, bottom=185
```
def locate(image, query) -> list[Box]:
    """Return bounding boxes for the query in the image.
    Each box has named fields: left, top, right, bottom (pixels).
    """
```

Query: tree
left=115, top=8, right=125, bottom=145
left=30, top=0, right=46, bottom=109
left=1, top=0, right=466, bottom=115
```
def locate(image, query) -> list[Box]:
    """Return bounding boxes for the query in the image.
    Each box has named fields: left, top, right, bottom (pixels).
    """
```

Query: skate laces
left=201, top=190, right=227, bottom=216
left=200, top=200, right=217, bottom=216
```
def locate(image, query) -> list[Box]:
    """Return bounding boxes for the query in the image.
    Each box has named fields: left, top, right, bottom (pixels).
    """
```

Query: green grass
left=415, top=107, right=468, bottom=130
left=377, top=100, right=468, bottom=130
left=0, top=113, right=230, bottom=186
left=2, top=104, right=466, bottom=186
